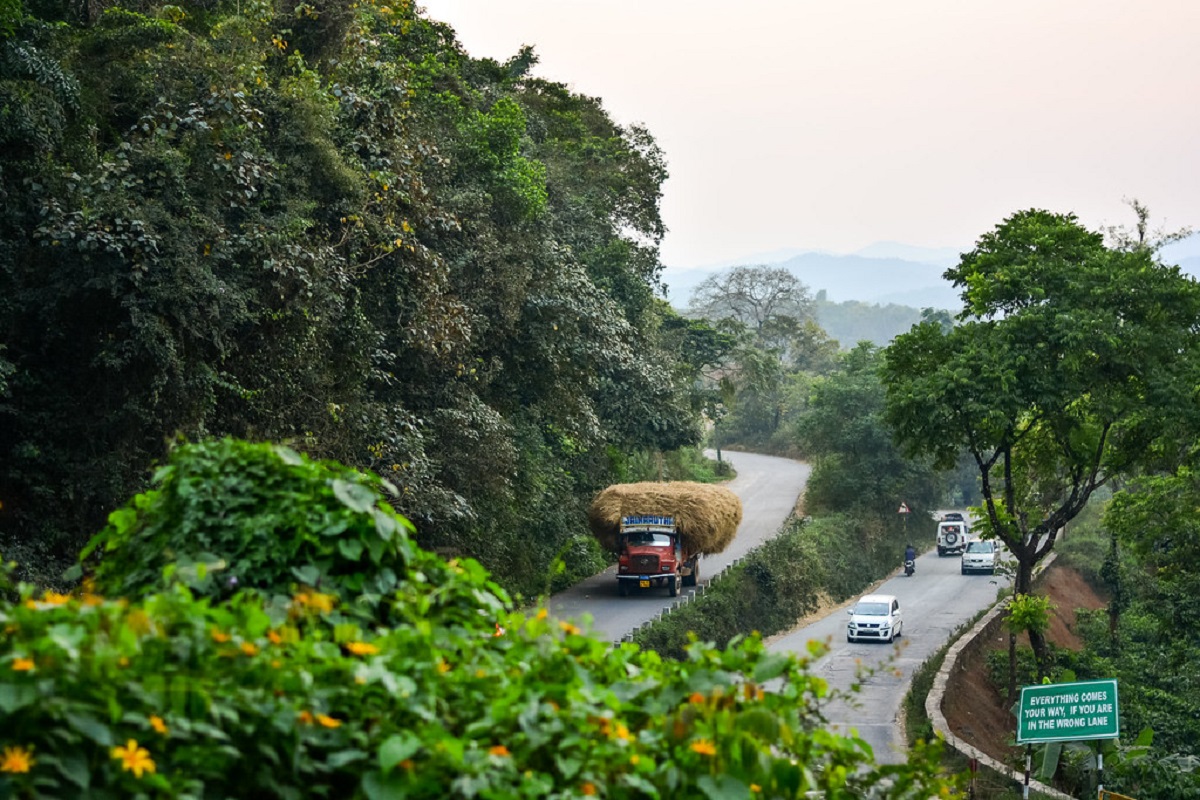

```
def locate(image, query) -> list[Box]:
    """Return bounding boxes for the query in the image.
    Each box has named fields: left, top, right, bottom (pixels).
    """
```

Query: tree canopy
left=0, top=0, right=713, bottom=595
left=881, top=208, right=1200, bottom=665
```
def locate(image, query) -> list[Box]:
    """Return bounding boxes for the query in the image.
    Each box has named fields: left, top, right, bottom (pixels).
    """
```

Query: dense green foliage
left=0, top=438, right=956, bottom=797
left=80, top=439, right=467, bottom=623
left=794, top=343, right=939, bottom=521
left=0, top=0, right=719, bottom=596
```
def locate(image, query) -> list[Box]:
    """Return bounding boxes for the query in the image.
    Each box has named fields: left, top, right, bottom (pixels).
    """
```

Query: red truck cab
left=615, top=515, right=699, bottom=597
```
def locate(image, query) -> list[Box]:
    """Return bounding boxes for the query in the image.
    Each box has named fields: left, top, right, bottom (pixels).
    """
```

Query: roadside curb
left=925, top=554, right=1073, bottom=799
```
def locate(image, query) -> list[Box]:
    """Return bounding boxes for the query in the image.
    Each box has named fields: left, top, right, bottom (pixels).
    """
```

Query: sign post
left=1017, top=679, right=1120, bottom=744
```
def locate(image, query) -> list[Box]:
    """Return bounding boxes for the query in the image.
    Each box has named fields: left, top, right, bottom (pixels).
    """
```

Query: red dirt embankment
left=941, top=564, right=1107, bottom=763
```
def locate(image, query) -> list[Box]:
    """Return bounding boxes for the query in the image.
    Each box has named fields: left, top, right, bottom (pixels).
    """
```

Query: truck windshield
left=625, top=532, right=673, bottom=546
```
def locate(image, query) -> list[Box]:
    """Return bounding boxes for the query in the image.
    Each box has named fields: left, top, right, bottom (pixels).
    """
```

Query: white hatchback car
left=847, top=593, right=903, bottom=643
left=961, top=540, right=998, bottom=575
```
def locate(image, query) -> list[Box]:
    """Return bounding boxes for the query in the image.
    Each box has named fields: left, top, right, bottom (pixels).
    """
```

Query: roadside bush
left=80, top=438, right=507, bottom=627
left=0, top=563, right=953, bottom=797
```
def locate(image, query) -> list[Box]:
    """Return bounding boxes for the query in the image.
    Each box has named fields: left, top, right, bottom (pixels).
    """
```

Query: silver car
left=961, top=540, right=997, bottom=575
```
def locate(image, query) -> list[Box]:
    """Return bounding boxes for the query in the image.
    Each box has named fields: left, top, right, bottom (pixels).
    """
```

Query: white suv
left=937, top=521, right=968, bottom=556
left=847, top=593, right=903, bottom=643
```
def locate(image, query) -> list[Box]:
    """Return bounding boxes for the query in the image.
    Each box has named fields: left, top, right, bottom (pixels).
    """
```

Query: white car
left=846, top=593, right=903, bottom=643
left=961, top=540, right=998, bottom=575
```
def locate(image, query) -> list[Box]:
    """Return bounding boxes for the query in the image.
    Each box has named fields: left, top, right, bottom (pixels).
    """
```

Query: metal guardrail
left=614, top=557, right=743, bottom=645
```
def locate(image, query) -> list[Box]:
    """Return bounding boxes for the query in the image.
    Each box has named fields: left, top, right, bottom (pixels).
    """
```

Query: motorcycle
left=903, top=559, right=915, bottom=577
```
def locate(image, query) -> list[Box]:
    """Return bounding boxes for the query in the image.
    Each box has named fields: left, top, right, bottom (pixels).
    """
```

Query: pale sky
left=419, top=1, right=1200, bottom=269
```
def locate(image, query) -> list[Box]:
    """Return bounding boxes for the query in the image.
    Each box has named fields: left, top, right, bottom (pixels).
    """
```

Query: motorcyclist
left=904, top=543, right=916, bottom=563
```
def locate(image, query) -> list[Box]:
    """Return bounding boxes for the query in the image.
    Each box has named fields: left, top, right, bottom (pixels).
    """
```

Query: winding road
left=550, top=450, right=1010, bottom=764
left=549, top=451, right=811, bottom=642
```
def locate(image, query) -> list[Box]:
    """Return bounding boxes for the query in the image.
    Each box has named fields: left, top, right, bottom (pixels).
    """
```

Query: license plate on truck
left=639, top=580, right=650, bottom=588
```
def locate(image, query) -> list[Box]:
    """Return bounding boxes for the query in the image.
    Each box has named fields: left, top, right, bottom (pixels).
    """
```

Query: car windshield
left=625, top=532, right=673, bottom=546
left=966, top=541, right=994, bottom=553
left=854, top=602, right=890, bottom=616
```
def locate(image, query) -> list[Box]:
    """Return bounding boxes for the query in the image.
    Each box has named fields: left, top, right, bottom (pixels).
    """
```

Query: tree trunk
left=1007, top=631, right=1017, bottom=704
left=1028, top=627, right=1049, bottom=681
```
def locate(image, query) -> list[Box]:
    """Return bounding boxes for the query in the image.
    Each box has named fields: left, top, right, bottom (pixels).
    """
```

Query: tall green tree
left=796, top=343, right=940, bottom=519
left=881, top=209, right=1200, bottom=663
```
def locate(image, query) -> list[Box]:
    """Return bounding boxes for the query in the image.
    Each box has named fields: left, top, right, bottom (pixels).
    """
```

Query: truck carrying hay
left=588, top=481, right=743, bottom=597
left=588, top=481, right=742, bottom=553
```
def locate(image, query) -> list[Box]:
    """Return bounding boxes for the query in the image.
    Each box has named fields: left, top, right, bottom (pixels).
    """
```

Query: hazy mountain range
left=661, top=237, right=1200, bottom=312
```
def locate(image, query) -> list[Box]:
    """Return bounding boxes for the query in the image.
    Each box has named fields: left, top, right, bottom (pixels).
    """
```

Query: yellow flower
left=11, top=657, right=34, bottom=672
left=239, top=642, right=259, bottom=657
left=345, top=641, right=379, bottom=656
left=126, top=609, right=152, bottom=635
left=488, top=745, right=510, bottom=757
left=316, top=714, right=341, bottom=728
left=630, top=754, right=640, bottom=766
left=149, top=715, right=169, bottom=735
left=558, top=620, right=581, bottom=636
left=308, top=593, right=335, bottom=613
left=581, top=782, right=597, bottom=796
left=0, top=745, right=34, bottom=774
left=297, top=710, right=314, bottom=725
left=42, top=591, right=71, bottom=605
left=536, top=607, right=548, bottom=621
left=267, top=630, right=282, bottom=645
left=111, top=739, right=155, bottom=778
left=751, top=784, right=762, bottom=793
left=436, top=660, right=450, bottom=674
left=688, top=691, right=706, bottom=705
left=81, top=593, right=104, bottom=606
left=210, top=628, right=231, bottom=643
left=690, top=739, right=717, bottom=756
left=615, top=723, right=631, bottom=741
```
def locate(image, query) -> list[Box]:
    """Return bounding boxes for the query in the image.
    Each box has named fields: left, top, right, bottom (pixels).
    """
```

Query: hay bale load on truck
left=588, top=481, right=743, bottom=597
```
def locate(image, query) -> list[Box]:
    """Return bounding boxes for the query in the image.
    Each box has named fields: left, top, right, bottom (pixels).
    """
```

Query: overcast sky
left=419, top=1, right=1200, bottom=270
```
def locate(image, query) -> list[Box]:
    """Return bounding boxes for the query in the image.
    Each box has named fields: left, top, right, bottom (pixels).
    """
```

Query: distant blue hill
left=661, top=250, right=962, bottom=311
left=660, top=234, right=1200, bottom=315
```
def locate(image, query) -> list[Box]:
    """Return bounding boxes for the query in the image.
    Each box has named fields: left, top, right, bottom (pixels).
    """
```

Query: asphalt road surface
left=767, top=536, right=1011, bottom=764
left=548, top=450, right=812, bottom=642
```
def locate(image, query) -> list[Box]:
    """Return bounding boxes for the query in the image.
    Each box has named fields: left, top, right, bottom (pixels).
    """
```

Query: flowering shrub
left=79, top=438, right=508, bottom=631
left=0, top=567, right=953, bottom=798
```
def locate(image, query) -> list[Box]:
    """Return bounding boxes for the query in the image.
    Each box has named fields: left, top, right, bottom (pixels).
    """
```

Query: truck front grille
left=630, top=554, right=660, bottom=573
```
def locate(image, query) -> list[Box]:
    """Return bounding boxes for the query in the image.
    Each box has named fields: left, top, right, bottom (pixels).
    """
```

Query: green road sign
left=1017, top=679, right=1119, bottom=743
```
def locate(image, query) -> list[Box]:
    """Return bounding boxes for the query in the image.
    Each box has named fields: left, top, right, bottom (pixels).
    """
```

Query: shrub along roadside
left=632, top=511, right=915, bottom=658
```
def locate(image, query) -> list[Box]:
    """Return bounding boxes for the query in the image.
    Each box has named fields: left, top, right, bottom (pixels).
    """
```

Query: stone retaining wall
left=925, top=554, right=1075, bottom=799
